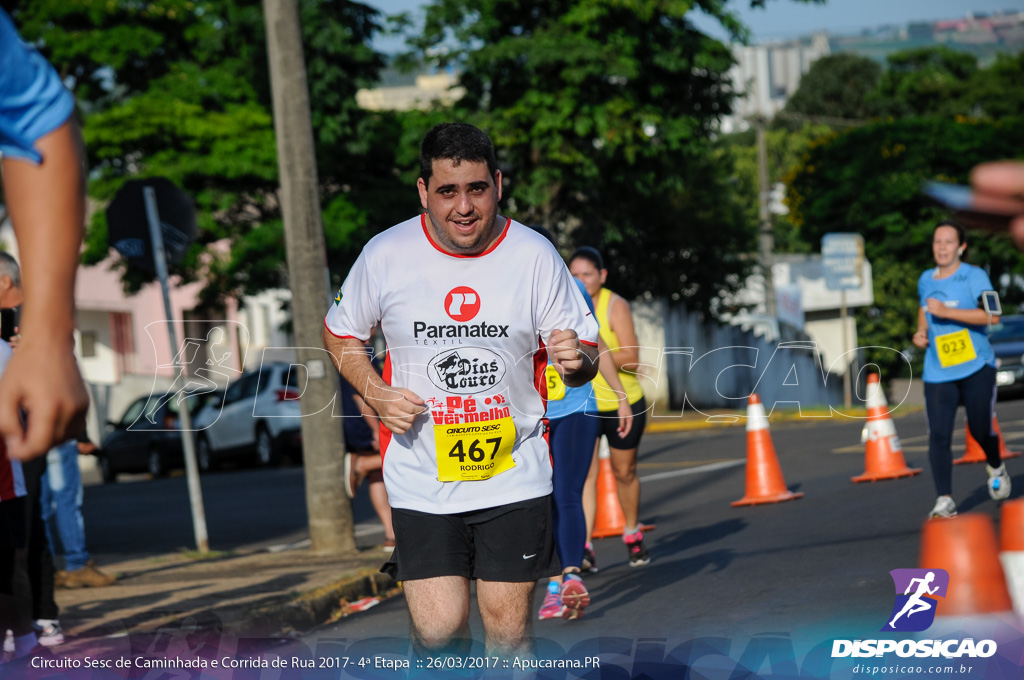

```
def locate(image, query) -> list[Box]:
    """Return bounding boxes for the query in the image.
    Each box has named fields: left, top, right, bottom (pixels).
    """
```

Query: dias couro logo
left=445, top=286, right=481, bottom=322
left=428, top=347, right=507, bottom=395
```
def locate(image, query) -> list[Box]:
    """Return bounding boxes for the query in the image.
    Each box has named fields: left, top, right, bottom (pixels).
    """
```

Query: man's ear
left=417, top=177, right=429, bottom=211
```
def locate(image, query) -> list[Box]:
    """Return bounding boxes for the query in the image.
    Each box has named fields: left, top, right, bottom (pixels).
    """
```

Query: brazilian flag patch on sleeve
left=334, top=288, right=342, bottom=306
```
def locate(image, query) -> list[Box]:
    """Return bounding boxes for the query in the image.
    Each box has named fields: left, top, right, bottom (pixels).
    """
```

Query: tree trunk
left=263, top=0, right=354, bottom=554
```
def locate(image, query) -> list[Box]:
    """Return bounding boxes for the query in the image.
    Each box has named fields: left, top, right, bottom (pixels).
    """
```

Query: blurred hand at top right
left=970, top=161, right=1024, bottom=248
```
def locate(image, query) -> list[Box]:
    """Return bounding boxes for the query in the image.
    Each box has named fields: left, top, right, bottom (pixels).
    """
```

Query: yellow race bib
left=935, top=328, right=977, bottom=368
left=545, top=364, right=566, bottom=401
left=434, top=416, right=517, bottom=482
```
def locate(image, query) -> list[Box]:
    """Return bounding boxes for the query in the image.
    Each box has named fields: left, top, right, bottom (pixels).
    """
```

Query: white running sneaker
left=929, top=496, right=958, bottom=519
left=34, top=620, right=64, bottom=646
left=988, top=464, right=1012, bottom=501
left=3, top=629, right=13, bottom=654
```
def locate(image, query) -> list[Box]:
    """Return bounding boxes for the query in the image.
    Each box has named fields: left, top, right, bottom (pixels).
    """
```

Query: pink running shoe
left=560, top=574, right=590, bottom=620
left=538, top=582, right=563, bottom=620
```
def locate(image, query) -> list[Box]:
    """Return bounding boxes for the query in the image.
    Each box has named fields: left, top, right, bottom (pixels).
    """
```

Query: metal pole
left=144, top=187, right=210, bottom=553
left=756, top=116, right=777, bottom=320
left=841, top=288, right=851, bottom=410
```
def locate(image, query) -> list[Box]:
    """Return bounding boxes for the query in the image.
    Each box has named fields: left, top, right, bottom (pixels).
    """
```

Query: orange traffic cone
left=591, top=437, right=656, bottom=539
left=999, top=500, right=1024, bottom=615
left=852, top=374, right=922, bottom=483
left=920, top=513, right=1013, bottom=616
left=954, top=415, right=1022, bottom=465
left=732, top=393, right=803, bottom=506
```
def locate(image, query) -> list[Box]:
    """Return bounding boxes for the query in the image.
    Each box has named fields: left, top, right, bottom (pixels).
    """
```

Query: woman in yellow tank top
left=569, top=247, right=650, bottom=567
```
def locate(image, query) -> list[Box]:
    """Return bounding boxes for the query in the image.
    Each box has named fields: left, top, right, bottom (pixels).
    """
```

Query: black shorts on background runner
left=597, top=397, right=647, bottom=449
left=382, top=494, right=560, bottom=582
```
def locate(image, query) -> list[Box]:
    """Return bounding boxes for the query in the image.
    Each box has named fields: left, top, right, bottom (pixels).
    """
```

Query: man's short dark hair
left=419, top=123, right=498, bottom=187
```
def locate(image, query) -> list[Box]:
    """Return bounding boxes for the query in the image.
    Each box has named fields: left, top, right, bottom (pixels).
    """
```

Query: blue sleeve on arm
left=969, top=265, right=994, bottom=304
left=0, top=8, right=75, bottom=163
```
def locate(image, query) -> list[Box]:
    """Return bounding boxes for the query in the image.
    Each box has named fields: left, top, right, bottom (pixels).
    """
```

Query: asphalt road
left=82, top=462, right=385, bottom=559
left=295, top=397, right=1024, bottom=661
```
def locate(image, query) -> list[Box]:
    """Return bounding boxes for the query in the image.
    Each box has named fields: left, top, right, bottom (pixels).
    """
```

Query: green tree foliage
left=720, top=122, right=833, bottom=255
left=6, top=0, right=404, bottom=305
left=780, top=54, right=882, bottom=121
left=787, top=116, right=1024, bottom=376
left=408, top=0, right=777, bottom=308
left=868, top=46, right=985, bottom=119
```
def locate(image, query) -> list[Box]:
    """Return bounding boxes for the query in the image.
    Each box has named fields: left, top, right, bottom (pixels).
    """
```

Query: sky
left=363, top=0, right=1024, bottom=52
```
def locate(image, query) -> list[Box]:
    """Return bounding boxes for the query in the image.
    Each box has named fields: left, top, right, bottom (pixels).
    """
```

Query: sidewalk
left=52, top=543, right=400, bottom=658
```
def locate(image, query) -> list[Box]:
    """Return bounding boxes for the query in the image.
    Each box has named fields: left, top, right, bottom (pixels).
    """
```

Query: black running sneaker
left=581, top=542, right=598, bottom=573
left=624, top=530, right=650, bottom=567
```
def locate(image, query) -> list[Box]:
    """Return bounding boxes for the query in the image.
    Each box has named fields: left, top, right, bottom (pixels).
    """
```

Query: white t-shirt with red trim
left=325, top=215, right=599, bottom=514
left=0, top=340, right=26, bottom=502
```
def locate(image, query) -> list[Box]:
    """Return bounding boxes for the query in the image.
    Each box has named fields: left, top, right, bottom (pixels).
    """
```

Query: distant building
left=719, top=254, right=874, bottom=378
left=356, top=69, right=464, bottom=111
left=720, top=10, right=1024, bottom=132
left=721, top=33, right=831, bottom=132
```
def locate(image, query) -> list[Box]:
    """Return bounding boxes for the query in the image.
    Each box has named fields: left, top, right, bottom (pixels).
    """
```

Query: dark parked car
left=989, top=315, right=1024, bottom=396
left=98, top=390, right=222, bottom=482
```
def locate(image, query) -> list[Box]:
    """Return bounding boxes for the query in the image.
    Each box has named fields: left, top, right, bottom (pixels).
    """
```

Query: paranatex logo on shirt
left=831, top=568, right=997, bottom=659
left=428, top=348, right=507, bottom=394
left=445, top=286, right=481, bottom=322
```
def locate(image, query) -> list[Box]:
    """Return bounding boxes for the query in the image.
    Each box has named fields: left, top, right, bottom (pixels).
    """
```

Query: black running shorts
left=597, top=397, right=647, bottom=450
left=382, top=494, right=560, bottom=582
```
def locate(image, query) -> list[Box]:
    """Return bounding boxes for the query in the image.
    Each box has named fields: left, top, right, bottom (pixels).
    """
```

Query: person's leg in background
left=1, top=497, right=37, bottom=661
left=961, top=366, right=1011, bottom=500
left=544, top=412, right=598, bottom=620
left=924, top=379, right=960, bottom=517
left=580, top=440, right=600, bottom=572
left=365, top=469, right=394, bottom=551
left=345, top=451, right=394, bottom=551
left=43, top=440, right=113, bottom=587
left=22, top=455, right=61, bottom=647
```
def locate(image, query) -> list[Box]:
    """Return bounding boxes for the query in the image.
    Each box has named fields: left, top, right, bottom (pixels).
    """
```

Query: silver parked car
left=192, top=362, right=303, bottom=470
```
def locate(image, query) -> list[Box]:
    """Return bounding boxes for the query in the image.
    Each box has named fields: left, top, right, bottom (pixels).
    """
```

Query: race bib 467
left=434, top=416, right=516, bottom=482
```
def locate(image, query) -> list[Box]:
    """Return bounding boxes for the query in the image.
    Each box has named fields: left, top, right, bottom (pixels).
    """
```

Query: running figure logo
left=882, top=568, right=949, bottom=632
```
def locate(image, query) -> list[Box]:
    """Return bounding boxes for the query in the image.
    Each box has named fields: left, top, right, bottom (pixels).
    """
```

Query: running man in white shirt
left=322, top=123, right=599, bottom=657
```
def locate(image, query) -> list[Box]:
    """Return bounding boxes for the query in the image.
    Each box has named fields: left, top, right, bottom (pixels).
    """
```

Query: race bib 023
left=434, top=416, right=517, bottom=482
left=935, top=328, right=977, bottom=368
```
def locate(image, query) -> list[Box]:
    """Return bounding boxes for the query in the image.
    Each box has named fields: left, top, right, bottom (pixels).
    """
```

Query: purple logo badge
left=882, top=569, right=949, bottom=632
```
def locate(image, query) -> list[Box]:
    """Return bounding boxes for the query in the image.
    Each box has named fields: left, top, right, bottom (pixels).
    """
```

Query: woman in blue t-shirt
left=913, top=221, right=1012, bottom=519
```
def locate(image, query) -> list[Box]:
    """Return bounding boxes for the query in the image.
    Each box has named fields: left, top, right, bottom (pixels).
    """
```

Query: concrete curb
left=239, top=569, right=400, bottom=637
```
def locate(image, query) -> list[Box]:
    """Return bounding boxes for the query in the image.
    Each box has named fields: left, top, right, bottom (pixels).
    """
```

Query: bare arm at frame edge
left=0, top=120, right=89, bottom=460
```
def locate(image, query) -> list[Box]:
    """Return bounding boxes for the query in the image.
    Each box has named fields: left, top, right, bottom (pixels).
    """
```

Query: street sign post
left=822, top=233, right=865, bottom=410
left=106, top=179, right=209, bottom=553
left=107, top=178, right=197, bottom=270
